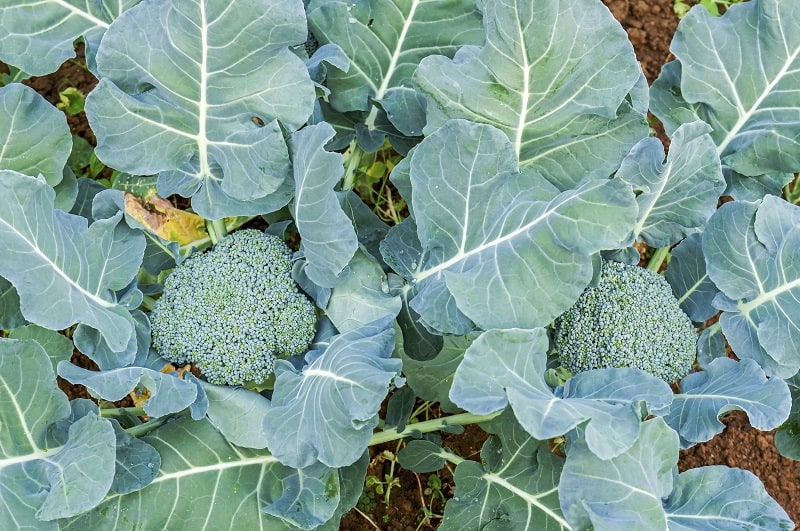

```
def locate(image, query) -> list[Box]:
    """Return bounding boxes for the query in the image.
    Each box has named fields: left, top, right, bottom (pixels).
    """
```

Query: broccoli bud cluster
left=150, top=229, right=317, bottom=386
left=554, top=259, right=697, bottom=384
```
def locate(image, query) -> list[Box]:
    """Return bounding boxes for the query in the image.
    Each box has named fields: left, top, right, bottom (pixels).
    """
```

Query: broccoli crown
left=554, top=259, right=697, bottom=384
left=150, top=229, right=317, bottom=386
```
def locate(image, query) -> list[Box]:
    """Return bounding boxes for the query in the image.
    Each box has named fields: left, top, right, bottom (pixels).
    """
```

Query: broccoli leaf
left=307, top=0, right=483, bottom=140
left=202, top=382, right=271, bottom=450
left=666, top=358, right=791, bottom=448
left=0, top=0, right=137, bottom=76
left=665, top=233, right=719, bottom=323
left=650, top=0, right=800, bottom=199
left=451, top=329, right=673, bottom=459
left=440, top=411, right=568, bottom=531
left=391, top=120, right=637, bottom=332
left=264, top=318, right=400, bottom=468
left=290, top=122, right=358, bottom=287
left=664, top=467, right=793, bottom=530
left=415, top=0, right=648, bottom=188
left=0, top=171, right=143, bottom=354
left=325, top=249, right=401, bottom=333
left=617, top=120, right=724, bottom=247
left=57, top=361, right=200, bottom=419
left=0, top=338, right=117, bottom=524
left=85, top=0, right=314, bottom=219
left=59, top=416, right=367, bottom=530
left=0, top=84, right=71, bottom=188
left=703, top=195, right=800, bottom=378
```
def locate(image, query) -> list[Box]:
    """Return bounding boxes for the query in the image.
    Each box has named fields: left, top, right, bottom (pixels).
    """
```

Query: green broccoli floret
left=554, top=259, right=697, bottom=384
left=150, top=229, right=317, bottom=386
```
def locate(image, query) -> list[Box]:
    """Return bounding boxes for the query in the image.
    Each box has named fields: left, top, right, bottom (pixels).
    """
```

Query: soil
left=4, top=1, right=799, bottom=529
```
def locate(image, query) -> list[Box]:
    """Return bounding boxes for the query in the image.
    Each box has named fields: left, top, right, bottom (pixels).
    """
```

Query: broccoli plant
left=0, top=0, right=799, bottom=529
left=150, top=229, right=317, bottom=386
left=555, top=259, right=697, bottom=384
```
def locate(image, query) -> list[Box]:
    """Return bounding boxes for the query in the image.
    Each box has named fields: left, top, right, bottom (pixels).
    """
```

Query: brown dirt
left=5, top=1, right=799, bottom=528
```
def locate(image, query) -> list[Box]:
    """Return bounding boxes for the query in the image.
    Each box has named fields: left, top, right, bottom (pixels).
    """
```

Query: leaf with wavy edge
left=394, top=120, right=637, bottom=332
left=0, top=339, right=117, bottom=524
left=0, top=0, right=138, bottom=75
left=307, top=0, right=483, bottom=137
left=0, top=171, right=143, bottom=353
left=415, top=0, right=647, bottom=188
left=666, top=357, right=791, bottom=448
left=0, top=84, right=71, bottom=187
left=86, top=0, right=315, bottom=219
left=451, top=328, right=673, bottom=460
left=651, top=0, right=800, bottom=199
left=290, top=122, right=358, bottom=287
left=59, top=416, right=367, bottom=530
left=703, top=195, right=800, bottom=377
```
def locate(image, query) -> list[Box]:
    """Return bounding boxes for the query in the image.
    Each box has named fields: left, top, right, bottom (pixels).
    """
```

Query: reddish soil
left=4, top=1, right=798, bottom=528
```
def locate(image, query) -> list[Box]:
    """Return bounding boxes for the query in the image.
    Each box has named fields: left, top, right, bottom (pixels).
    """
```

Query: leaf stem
left=342, top=137, right=364, bottom=190
left=124, top=415, right=171, bottom=438
left=100, top=406, right=146, bottom=418
left=369, top=411, right=502, bottom=446
left=647, top=246, right=670, bottom=272
left=205, top=218, right=228, bottom=245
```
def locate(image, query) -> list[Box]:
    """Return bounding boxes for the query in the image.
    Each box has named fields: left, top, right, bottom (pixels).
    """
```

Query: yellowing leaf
left=124, top=192, right=206, bottom=245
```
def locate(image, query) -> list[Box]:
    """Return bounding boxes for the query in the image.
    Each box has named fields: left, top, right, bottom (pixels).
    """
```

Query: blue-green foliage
left=555, top=260, right=697, bottom=384
left=150, top=229, right=317, bottom=386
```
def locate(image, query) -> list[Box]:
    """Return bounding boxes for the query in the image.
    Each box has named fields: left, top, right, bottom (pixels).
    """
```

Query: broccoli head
left=150, top=229, right=317, bottom=386
left=554, top=259, right=697, bottom=384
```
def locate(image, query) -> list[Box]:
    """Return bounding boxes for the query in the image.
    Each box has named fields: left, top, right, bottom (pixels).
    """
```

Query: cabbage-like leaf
left=59, top=416, right=368, bottom=530
left=290, top=122, right=358, bottom=287
left=264, top=318, right=400, bottom=468
left=664, top=467, right=793, bottom=530
left=562, top=416, right=791, bottom=529
left=401, top=335, right=470, bottom=413
left=667, top=357, right=791, bottom=448
left=665, top=233, right=719, bottom=322
left=202, top=382, right=271, bottom=450
left=703, top=195, right=800, bottom=377
left=616, top=121, right=724, bottom=247
left=307, top=0, right=483, bottom=138
left=451, top=329, right=673, bottom=459
left=388, top=120, right=637, bottom=332
left=0, top=339, right=117, bottom=524
left=325, top=250, right=401, bottom=333
left=7, top=325, right=74, bottom=372
left=650, top=0, right=800, bottom=199
left=415, top=0, right=648, bottom=188
left=85, top=0, right=315, bottom=219
left=440, top=411, right=568, bottom=531
left=0, top=0, right=137, bottom=75
left=0, top=84, right=71, bottom=187
left=0, top=171, right=143, bottom=354
left=57, top=362, right=199, bottom=419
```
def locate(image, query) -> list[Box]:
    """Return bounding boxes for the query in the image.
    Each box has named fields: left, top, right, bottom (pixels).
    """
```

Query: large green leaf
left=60, top=416, right=367, bottom=530
left=440, top=411, right=568, bottom=531
left=386, top=120, right=637, bottom=332
left=616, top=121, right=725, bottom=247
left=0, top=171, right=143, bottom=354
left=85, top=0, right=315, bottom=219
left=0, top=0, right=138, bottom=75
left=290, top=123, right=358, bottom=287
left=703, top=195, right=800, bottom=378
left=415, top=0, right=648, bottom=188
left=0, top=84, right=71, bottom=188
left=651, top=0, right=800, bottom=199
left=307, top=0, right=484, bottom=137
left=0, top=339, right=116, bottom=525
